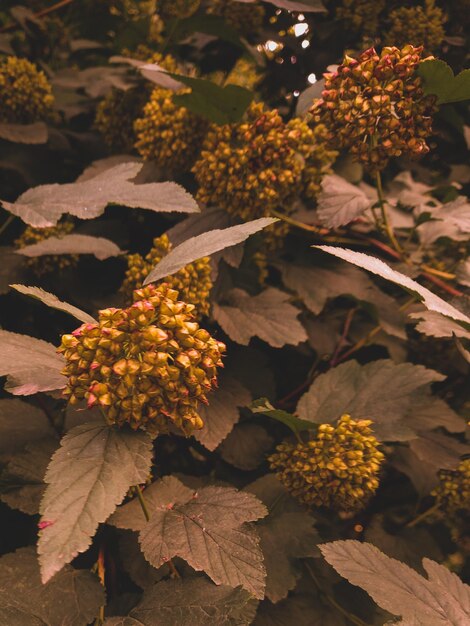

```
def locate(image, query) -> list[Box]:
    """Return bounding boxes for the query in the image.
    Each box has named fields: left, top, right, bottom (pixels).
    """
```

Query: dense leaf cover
left=0, top=0, right=469, bottom=624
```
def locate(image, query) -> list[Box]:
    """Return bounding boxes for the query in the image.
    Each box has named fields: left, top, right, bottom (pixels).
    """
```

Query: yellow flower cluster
left=433, top=459, right=470, bottom=517
left=95, top=52, right=178, bottom=152
left=310, top=45, right=437, bottom=172
left=0, top=56, right=54, bottom=124
left=59, top=283, right=225, bottom=434
left=226, top=57, right=262, bottom=92
left=193, top=102, right=334, bottom=222
left=207, top=0, right=265, bottom=34
left=134, top=87, right=208, bottom=174
left=156, top=0, right=200, bottom=18
left=268, top=415, right=385, bottom=512
left=120, top=234, right=212, bottom=318
left=385, top=0, right=446, bottom=52
left=15, top=221, right=77, bottom=276
left=336, top=0, right=385, bottom=37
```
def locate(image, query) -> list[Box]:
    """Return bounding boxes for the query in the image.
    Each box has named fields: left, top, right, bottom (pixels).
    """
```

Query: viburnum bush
left=0, top=0, right=469, bottom=624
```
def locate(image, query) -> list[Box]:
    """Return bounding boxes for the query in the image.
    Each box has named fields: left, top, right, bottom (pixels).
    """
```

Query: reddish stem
left=421, top=272, right=463, bottom=297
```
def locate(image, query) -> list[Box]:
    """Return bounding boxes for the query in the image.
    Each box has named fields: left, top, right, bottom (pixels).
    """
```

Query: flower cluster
left=15, top=220, right=77, bottom=275
left=95, top=52, right=178, bottom=152
left=0, top=56, right=54, bottom=123
left=59, top=283, right=225, bottom=434
left=385, top=0, right=446, bottom=52
left=207, top=0, right=265, bottom=35
left=194, top=102, right=333, bottom=222
left=335, top=0, right=385, bottom=37
left=433, top=459, right=470, bottom=517
left=310, top=46, right=437, bottom=172
left=156, top=0, right=200, bottom=18
left=134, top=87, right=208, bottom=174
left=268, top=415, right=384, bottom=512
left=120, top=234, right=212, bottom=318
left=227, top=57, right=262, bottom=91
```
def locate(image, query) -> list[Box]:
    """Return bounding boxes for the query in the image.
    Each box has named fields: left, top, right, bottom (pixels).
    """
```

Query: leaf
left=296, top=79, right=325, bottom=117
left=171, top=74, right=254, bottom=125
left=11, top=285, right=97, bottom=324
left=315, top=246, right=470, bottom=328
left=143, top=217, right=276, bottom=284
left=242, top=0, right=326, bottom=12
left=218, top=422, right=274, bottom=470
left=193, top=376, right=252, bottom=451
left=317, top=174, right=371, bottom=228
left=320, top=540, right=470, bottom=625
left=1, top=162, right=199, bottom=228
left=409, top=310, right=470, bottom=340
left=418, top=59, right=470, bottom=105
left=251, top=398, right=313, bottom=434
left=16, top=233, right=124, bottom=260
left=0, top=438, right=58, bottom=515
left=280, top=262, right=406, bottom=339
left=0, top=330, right=65, bottom=395
left=0, top=121, right=48, bottom=144
left=118, top=530, right=169, bottom=589
left=253, top=594, right=346, bottom=626
left=417, top=197, right=470, bottom=244
left=423, top=559, right=470, bottom=616
left=38, top=422, right=153, bottom=583
left=456, top=258, right=470, bottom=287
left=107, top=577, right=258, bottom=626
left=0, top=546, right=104, bottom=626
left=0, top=398, right=55, bottom=453
left=213, top=288, right=307, bottom=348
left=135, top=479, right=268, bottom=598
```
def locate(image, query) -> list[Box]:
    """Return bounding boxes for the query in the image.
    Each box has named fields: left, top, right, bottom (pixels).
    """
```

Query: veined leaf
left=418, top=59, right=470, bottom=105
left=10, top=284, right=97, bottom=324
left=317, top=174, right=371, bottom=228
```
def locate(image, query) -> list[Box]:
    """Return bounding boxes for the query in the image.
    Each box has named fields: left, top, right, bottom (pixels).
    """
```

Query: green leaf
left=38, top=422, right=153, bottom=583
left=169, top=74, right=253, bottom=124
left=16, top=233, right=124, bottom=260
left=213, top=287, right=307, bottom=348
left=0, top=330, right=65, bottom=395
left=251, top=398, right=313, bottom=434
left=10, top=285, right=97, bottom=324
left=105, top=577, right=258, bottom=626
left=194, top=376, right=252, bottom=451
left=315, top=246, right=470, bottom=329
left=0, top=546, right=104, bottom=626
left=130, top=477, right=268, bottom=598
left=296, top=359, right=463, bottom=441
left=320, top=540, right=470, bottom=625
left=143, top=217, right=276, bottom=284
left=1, top=162, right=199, bottom=228
left=418, top=59, right=470, bottom=105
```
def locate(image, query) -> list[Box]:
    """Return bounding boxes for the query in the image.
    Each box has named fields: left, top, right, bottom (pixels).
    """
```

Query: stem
left=306, top=563, right=371, bottom=626
left=271, top=210, right=328, bottom=235
left=420, top=264, right=456, bottom=281
left=421, top=272, right=463, bottom=297
left=330, top=307, right=356, bottom=367
left=94, top=545, right=106, bottom=626
left=375, top=170, right=403, bottom=255
left=0, top=0, right=74, bottom=32
left=0, top=214, right=15, bottom=237
left=406, top=502, right=441, bottom=528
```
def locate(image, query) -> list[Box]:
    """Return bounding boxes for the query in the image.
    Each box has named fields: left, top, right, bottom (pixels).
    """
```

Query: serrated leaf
left=0, top=330, right=65, bottom=395
left=418, top=59, right=470, bottom=105
left=320, top=540, right=470, bottom=625
left=1, top=162, right=199, bottom=228
left=143, top=218, right=276, bottom=284
left=315, top=246, right=470, bottom=328
left=213, top=288, right=307, bottom=348
left=194, top=376, right=252, bottom=451
left=16, top=233, right=124, bottom=260
left=0, top=546, right=104, bottom=626
left=409, top=310, right=470, bottom=340
left=38, top=422, right=153, bottom=583
left=218, top=422, right=273, bottom=470
left=137, top=480, right=268, bottom=598
left=11, top=285, right=97, bottom=324
left=297, top=359, right=446, bottom=441
left=0, top=398, right=55, bottom=453
left=0, top=438, right=58, bottom=515
left=423, top=559, right=470, bottom=615
left=251, top=398, right=313, bottom=434
left=317, top=174, right=371, bottom=228
left=0, top=121, right=48, bottom=144
left=107, top=577, right=258, bottom=626
left=417, top=197, right=470, bottom=244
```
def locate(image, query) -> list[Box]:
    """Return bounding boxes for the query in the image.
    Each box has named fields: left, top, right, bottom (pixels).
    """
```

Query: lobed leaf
left=418, top=59, right=470, bottom=105
left=317, top=174, right=371, bottom=228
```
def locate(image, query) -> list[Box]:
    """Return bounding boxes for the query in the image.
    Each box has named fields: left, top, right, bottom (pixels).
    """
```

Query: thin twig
left=421, top=272, right=463, bottom=297
left=0, top=0, right=74, bottom=33
left=406, top=502, right=440, bottom=528
left=0, top=214, right=15, bottom=237
left=375, top=170, right=403, bottom=255
left=330, top=307, right=356, bottom=367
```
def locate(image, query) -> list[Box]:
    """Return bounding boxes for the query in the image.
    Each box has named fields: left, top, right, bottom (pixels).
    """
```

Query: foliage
left=0, top=0, right=468, bottom=624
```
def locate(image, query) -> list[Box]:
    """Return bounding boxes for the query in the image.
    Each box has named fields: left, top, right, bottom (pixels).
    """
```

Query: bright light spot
left=298, top=13, right=305, bottom=21
left=301, top=39, right=310, bottom=49
left=266, top=40, right=280, bottom=52
left=293, top=22, right=309, bottom=37
left=308, top=73, right=317, bottom=84
left=293, top=90, right=300, bottom=97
